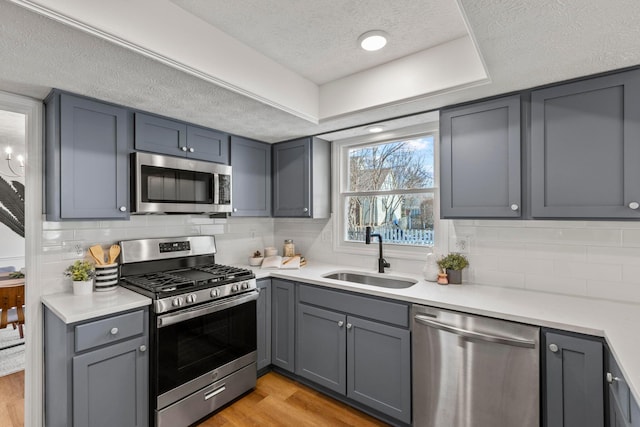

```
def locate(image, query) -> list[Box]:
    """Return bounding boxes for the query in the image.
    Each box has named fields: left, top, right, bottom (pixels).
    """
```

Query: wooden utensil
left=88, top=245, right=105, bottom=265
left=107, top=244, right=121, bottom=265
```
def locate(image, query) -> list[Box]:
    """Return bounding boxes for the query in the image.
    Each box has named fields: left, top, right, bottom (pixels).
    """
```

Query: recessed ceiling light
left=366, top=125, right=385, bottom=133
left=358, top=30, right=388, bottom=51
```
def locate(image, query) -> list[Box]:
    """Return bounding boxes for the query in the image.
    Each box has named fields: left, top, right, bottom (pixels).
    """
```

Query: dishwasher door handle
left=414, top=314, right=536, bottom=348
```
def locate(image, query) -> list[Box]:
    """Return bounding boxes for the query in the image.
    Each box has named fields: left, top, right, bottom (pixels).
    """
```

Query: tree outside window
left=344, top=135, right=435, bottom=246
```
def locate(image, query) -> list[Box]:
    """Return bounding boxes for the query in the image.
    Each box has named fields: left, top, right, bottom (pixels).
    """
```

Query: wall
left=0, top=176, right=25, bottom=270
left=451, top=219, right=640, bottom=303
left=39, top=215, right=274, bottom=295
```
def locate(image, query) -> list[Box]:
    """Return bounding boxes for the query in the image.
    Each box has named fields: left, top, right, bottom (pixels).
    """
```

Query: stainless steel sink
left=322, top=271, right=417, bottom=289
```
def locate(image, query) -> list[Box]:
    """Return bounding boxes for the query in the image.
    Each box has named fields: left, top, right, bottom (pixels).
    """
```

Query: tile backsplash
left=452, top=220, right=640, bottom=303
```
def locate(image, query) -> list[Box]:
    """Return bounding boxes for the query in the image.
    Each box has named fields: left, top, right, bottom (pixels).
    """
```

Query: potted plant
left=64, top=260, right=96, bottom=295
left=248, top=250, right=264, bottom=267
left=437, top=253, right=469, bottom=285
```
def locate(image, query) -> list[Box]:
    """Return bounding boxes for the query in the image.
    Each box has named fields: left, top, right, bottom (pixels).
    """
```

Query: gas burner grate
left=193, top=264, right=253, bottom=281
left=121, top=272, right=195, bottom=293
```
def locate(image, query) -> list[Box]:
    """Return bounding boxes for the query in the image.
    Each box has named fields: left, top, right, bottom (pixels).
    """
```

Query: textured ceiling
left=171, top=0, right=468, bottom=84
left=1, top=0, right=640, bottom=143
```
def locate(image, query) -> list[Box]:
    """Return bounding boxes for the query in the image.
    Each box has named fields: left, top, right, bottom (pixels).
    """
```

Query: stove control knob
left=172, top=297, right=183, bottom=307
left=210, top=288, right=220, bottom=298
left=186, top=294, right=197, bottom=304
left=241, top=282, right=249, bottom=290
left=231, top=284, right=239, bottom=292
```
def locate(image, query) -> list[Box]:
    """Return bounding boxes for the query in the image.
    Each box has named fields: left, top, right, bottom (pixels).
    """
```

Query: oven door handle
left=157, top=290, right=259, bottom=328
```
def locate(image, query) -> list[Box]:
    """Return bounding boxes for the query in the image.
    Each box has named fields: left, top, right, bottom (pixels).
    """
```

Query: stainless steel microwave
left=131, top=152, right=232, bottom=214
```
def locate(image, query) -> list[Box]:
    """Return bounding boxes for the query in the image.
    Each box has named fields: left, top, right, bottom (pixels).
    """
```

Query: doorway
left=0, top=91, right=43, bottom=427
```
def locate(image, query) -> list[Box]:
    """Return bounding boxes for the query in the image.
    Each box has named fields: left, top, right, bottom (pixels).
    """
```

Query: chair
left=0, top=285, right=25, bottom=339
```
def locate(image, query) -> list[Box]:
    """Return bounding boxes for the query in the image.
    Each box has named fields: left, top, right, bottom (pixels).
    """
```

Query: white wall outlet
left=454, top=236, right=470, bottom=254
left=62, top=240, right=85, bottom=258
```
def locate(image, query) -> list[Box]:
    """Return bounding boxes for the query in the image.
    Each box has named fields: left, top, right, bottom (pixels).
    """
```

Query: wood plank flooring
left=0, top=370, right=388, bottom=427
left=197, top=372, right=390, bottom=427
left=0, top=370, right=24, bottom=427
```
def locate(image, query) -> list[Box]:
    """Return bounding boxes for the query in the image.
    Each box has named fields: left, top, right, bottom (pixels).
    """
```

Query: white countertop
left=42, top=287, right=151, bottom=324
left=42, top=262, right=640, bottom=404
left=254, top=262, right=640, bottom=404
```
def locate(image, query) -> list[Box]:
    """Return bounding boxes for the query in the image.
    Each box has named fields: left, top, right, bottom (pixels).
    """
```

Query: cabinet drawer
left=298, top=284, right=408, bottom=327
left=75, top=310, right=145, bottom=352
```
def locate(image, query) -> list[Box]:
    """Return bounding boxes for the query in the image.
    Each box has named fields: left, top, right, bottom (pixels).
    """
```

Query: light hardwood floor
left=197, top=372, right=390, bottom=427
left=0, top=370, right=24, bottom=427
left=0, top=370, right=388, bottom=427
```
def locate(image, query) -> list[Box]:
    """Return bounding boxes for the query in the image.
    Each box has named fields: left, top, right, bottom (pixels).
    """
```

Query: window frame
left=331, top=122, right=448, bottom=260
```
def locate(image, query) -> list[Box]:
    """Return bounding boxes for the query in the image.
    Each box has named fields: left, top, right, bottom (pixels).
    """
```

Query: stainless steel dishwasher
left=412, top=305, right=540, bottom=427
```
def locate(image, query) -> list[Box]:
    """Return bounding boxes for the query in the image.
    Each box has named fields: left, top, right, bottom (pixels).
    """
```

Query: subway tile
left=473, top=270, right=525, bottom=289
left=586, top=280, right=640, bottom=303
left=524, top=275, right=587, bottom=296
left=622, top=229, right=640, bottom=247
left=524, top=243, right=587, bottom=262
left=471, top=240, right=527, bottom=256
left=553, top=261, right=622, bottom=281
left=200, top=225, right=225, bottom=235
left=468, top=254, right=500, bottom=271
left=42, top=230, right=75, bottom=245
left=587, top=246, right=640, bottom=265
left=524, top=220, right=587, bottom=229
left=622, top=264, right=640, bottom=285
left=498, top=256, right=554, bottom=274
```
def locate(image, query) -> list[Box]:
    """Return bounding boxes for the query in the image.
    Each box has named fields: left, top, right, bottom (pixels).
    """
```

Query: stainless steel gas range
left=118, top=236, right=258, bottom=427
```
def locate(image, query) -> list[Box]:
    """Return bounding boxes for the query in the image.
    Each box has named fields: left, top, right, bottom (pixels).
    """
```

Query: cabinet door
left=273, top=137, right=311, bottom=217
left=440, top=95, right=521, bottom=218
left=72, top=336, right=148, bottom=427
left=296, top=304, right=346, bottom=394
left=134, top=112, right=187, bottom=157
left=347, top=316, right=411, bottom=424
left=186, top=125, right=229, bottom=163
left=271, top=279, right=295, bottom=372
left=230, top=136, right=272, bottom=216
left=531, top=70, right=640, bottom=218
left=59, top=94, right=130, bottom=219
left=545, top=331, right=604, bottom=427
left=256, top=279, right=272, bottom=371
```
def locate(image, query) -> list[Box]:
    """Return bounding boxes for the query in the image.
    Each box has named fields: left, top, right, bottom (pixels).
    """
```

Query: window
left=334, top=127, right=440, bottom=257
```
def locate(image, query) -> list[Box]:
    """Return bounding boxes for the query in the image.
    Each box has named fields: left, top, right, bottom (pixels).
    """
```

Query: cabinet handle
left=139, top=345, right=147, bottom=352
left=181, top=146, right=188, bottom=152
left=606, top=372, right=621, bottom=383
left=118, top=206, right=127, bottom=212
left=110, top=327, right=118, bottom=335
left=510, top=204, right=519, bottom=211
left=189, top=147, right=195, bottom=153
left=233, top=208, right=238, bottom=212
left=346, top=323, right=352, bottom=329
left=337, top=321, right=344, bottom=327
left=548, top=343, right=559, bottom=353
left=629, top=202, right=639, bottom=210
left=303, top=208, right=309, bottom=213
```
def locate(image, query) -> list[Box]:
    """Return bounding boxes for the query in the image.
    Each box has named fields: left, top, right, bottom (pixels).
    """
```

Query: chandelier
left=1, top=146, right=25, bottom=178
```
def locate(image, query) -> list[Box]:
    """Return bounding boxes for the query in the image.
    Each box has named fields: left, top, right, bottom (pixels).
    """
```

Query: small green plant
left=8, top=271, right=24, bottom=279
left=64, top=260, right=95, bottom=282
left=437, top=253, right=469, bottom=272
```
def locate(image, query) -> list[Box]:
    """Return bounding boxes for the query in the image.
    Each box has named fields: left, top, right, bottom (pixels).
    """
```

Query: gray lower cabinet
left=295, top=284, right=411, bottom=424
left=45, top=91, right=131, bottom=220
left=272, top=136, right=330, bottom=218
left=607, top=348, right=640, bottom=427
left=531, top=69, right=640, bottom=219
left=544, top=330, right=604, bottom=427
left=440, top=95, right=522, bottom=218
left=256, top=278, right=272, bottom=371
left=44, top=306, right=149, bottom=427
left=271, top=278, right=295, bottom=372
left=135, top=112, right=229, bottom=164
left=230, top=136, right=271, bottom=216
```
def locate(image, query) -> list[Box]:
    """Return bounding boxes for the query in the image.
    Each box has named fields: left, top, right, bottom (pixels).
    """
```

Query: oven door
left=155, top=291, right=258, bottom=408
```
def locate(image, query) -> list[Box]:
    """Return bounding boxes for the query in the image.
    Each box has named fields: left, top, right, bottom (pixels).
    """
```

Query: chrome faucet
left=365, top=226, right=390, bottom=273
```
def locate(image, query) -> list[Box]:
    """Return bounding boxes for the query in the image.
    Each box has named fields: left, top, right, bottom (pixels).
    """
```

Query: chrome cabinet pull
left=303, top=207, right=309, bottom=212
left=181, top=146, right=188, bottom=152
left=139, top=345, right=147, bottom=352
left=629, top=201, right=639, bottom=210
left=110, top=327, right=118, bottom=335
left=119, top=206, right=127, bottom=212
left=510, top=204, right=519, bottom=211
left=338, top=320, right=344, bottom=327
left=606, top=372, right=621, bottom=383
left=548, top=343, right=559, bottom=353
left=204, top=385, right=226, bottom=400
left=346, top=323, right=352, bottom=329
left=189, top=147, right=195, bottom=153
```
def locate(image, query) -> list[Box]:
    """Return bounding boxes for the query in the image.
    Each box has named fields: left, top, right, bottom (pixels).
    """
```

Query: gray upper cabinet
left=271, top=279, right=295, bottom=372
left=45, top=92, right=131, bottom=220
left=230, top=136, right=271, bottom=216
left=272, top=137, right=330, bottom=218
left=440, top=95, right=522, bottom=218
left=544, top=330, right=604, bottom=427
left=44, top=307, right=149, bottom=427
left=256, top=278, right=272, bottom=372
left=531, top=70, right=640, bottom=218
left=135, top=112, right=229, bottom=164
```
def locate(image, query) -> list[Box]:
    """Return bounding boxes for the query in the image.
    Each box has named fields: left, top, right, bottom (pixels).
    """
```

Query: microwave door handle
left=213, top=173, right=219, bottom=204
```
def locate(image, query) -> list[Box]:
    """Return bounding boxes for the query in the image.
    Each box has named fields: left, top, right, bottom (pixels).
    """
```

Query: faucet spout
left=365, top=226, right=390, bottom=273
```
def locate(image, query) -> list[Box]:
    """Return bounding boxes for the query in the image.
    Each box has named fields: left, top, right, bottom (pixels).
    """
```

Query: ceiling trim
left=9, top=0, right=321, bottom=124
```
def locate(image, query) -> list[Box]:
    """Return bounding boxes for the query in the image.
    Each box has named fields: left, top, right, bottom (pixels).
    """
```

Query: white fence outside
left=348, top=226, right=434, bottom=246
